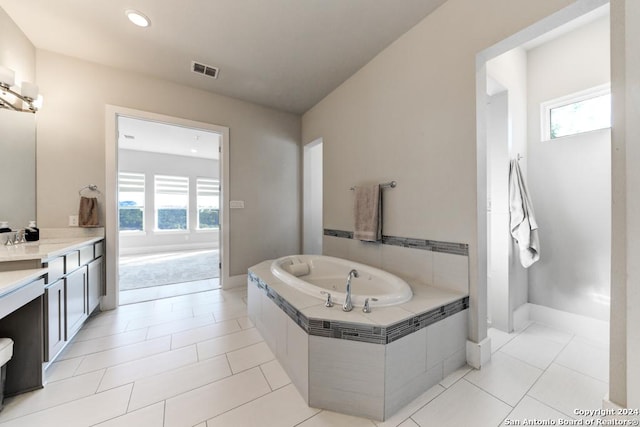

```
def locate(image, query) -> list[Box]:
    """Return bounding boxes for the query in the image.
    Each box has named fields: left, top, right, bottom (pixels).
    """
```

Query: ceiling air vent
left=192, top=61, right=219, bottom=79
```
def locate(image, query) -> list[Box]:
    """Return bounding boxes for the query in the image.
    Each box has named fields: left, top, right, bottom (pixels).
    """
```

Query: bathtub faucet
left=343, top=269, right=359, bottom=312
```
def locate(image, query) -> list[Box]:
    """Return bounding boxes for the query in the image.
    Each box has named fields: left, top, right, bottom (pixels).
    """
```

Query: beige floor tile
left=145, top=314, right=216, bottom=339
left=206, top=384, right=320, bottom=427
left=260, top=359, right=291, bottom=390
left=500, top=332, right=566, bottom=370
left=45, top=357, right=84, bottom=383
left=0, top=370, right=104, bottom=422
left=528, top=363, right=608, bottom=420
left=439, top=364, right=471, bottom=388
left=500, top=396, right=572, bottom=426
left=170, top=319, right=242, bottom=349
left=75, top=336, right=171, bottom=374
left=98, top=345, right=198, bottom=391
left=299, top=409, right=377, bottom=426
left=375, top=384, right=445, bottom=427
left=164, top=367, right=271, bottom=427
left=0, top=384, right=132, bottom=427
left=58, top=329, right=149, bottom=360
left=93, top=402, right=165, bottom=427
left=555, top=336, right=609, bottom=382
left=73, top=322, right=129, bottom=342
left=128, top=354, right=231, bottom=411
left=124, top=308, right=196, bottom=331
left=237, top=316, right=255, bottom=330
left=411, top=380, right=512, bottom=427
left=398, top=419, right=420, bottom=427
left=196, top=328, right=264, bottom=360
left=464, top=351, right=543, bottom=406
left=227, top=341, right=275, bottom=373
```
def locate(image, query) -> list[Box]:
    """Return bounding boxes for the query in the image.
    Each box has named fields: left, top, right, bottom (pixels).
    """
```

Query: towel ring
left=79, top=184, right=101, bottom=196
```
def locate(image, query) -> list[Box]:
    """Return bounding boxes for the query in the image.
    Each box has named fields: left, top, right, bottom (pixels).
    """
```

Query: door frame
left=103, top=105, right=230, bottom=309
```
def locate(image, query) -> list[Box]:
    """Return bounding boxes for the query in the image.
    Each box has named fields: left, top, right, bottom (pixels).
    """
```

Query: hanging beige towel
left=354, top=184, right=382, bottom=242
left=79, top=196, right=99, bottom=227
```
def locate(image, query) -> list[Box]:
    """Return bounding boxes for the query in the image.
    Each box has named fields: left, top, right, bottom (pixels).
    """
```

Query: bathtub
left=270, top=255, right=413, bottom=307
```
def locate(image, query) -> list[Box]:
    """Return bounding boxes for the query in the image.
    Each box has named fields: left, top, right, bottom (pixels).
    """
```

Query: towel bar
left=350, top=181, right=396, bottom=191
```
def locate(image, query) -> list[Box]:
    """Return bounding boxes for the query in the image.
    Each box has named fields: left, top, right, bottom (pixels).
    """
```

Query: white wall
left=485, top=47, right=529, bottom=332
left=526, top=16, right=611, bottom=321
left=303, top=139, right=323, bottom=254
left=118, top=149, right=219, bottom=254
left=302, top=0, right=575, bottom=344
left=33, top=50, right=301, bottom=277
left=610, top=0, right=640, bottom=409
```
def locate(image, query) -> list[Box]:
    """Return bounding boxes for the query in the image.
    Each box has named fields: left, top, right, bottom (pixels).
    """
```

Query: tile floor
left=0, top=286, right=612, bottom=427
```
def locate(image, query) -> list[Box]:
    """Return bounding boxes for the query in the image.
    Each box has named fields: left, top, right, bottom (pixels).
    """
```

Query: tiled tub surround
left=247, top=260, right=469, bottom=421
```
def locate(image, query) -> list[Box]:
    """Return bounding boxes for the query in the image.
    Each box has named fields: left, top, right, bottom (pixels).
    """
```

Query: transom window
left=541, top=84, right=611, bottom=141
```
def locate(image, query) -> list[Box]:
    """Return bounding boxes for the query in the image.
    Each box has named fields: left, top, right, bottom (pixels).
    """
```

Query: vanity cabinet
left=44, top=279, right=65, bottom=361
left=65, top=266, right=88, bottom=340
left=43, top=239, right=104, bottom=363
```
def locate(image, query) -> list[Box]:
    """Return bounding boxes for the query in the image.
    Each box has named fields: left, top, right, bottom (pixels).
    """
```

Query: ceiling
left=118, top=116, right=220, bottom=160
left=0, top=0, right=447, bottom=114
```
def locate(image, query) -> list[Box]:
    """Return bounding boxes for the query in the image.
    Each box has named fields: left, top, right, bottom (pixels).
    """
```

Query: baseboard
left=466, top=337, right=492, bottom=369
left=515, top=303, right=609, bottom=345
left=119, top=243, right=218, bottom=256
left=223, top=274, right=248, bottom=290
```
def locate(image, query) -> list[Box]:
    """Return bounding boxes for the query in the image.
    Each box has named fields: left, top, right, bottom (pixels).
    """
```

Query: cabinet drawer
left=46, top=257, right=65, bottom=284
left=65, top=251, right=80, bottom=272
left=79, top=246, right=94, bottom=266
left=94, top=241, right=104, bottom=258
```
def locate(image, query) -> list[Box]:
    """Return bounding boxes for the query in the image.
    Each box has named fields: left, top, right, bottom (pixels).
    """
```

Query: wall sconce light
left=0, top=65, right=42, bottom=113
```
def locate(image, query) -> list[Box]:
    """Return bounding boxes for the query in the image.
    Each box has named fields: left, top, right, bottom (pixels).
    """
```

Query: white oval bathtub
left=270, top=255, right=412, bottom=307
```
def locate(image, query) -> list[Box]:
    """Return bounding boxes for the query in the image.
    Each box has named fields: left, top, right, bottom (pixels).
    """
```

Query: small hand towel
left=509, top=159, right=540, bottom=267
left=353, top=184, right=382, bottom=242
left=79, top=196, right=99, bottom=227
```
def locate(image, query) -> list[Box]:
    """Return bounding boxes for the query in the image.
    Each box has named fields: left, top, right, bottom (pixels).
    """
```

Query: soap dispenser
left=25, top=221, right=39, bottom=242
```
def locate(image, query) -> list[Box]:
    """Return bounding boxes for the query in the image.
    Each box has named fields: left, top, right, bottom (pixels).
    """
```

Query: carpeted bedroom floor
left=119, top=249, right=220, bottom=290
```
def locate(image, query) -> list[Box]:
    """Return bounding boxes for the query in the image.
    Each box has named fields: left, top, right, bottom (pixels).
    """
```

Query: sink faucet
left=343, top=269, right=359, bottom=312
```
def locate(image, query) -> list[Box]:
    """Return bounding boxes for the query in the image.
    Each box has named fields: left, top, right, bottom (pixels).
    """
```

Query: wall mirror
left=0, top=109, right=36, bottom=230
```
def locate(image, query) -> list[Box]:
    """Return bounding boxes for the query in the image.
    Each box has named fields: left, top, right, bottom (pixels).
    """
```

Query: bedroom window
left=541, top=84, right=611, bottom=140
left=155, top=175, right=189, bottom=230
left=196, top=177, right=219, bottom=229
left=118, top=172, right=145, bottom=231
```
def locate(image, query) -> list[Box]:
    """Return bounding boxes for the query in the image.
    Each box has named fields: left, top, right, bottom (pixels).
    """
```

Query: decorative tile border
left=323, top=229, right=469, bottom=256
left=249, top=270, right=469, bottom=345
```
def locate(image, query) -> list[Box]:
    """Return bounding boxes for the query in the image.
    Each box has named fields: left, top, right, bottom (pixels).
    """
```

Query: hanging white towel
left=509, top=159, right=540, bottom=268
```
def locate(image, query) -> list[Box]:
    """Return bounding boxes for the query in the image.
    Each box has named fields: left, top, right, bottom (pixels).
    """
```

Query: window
left=196, top=177, right=220, bottom=229
left=118, top=172, right=145, bottom=231
left=541, top=84, right=611, bottom=140
left=155, top=175, right=189, bottom=230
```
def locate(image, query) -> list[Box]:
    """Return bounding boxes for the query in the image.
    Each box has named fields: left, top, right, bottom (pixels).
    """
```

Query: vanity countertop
left=0, top=268, right=47, bottom=299
left=0, top=237, right=104, bottom=263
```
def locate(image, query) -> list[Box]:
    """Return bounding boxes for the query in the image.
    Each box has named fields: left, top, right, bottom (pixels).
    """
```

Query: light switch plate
left=230, top=200, right=245, bottom=209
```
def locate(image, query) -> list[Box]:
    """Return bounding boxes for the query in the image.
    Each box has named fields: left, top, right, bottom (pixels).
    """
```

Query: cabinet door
left=87, top=257, right=103, bottom=314
left=65, top=266, right=88, bottom=339
left=45, top=279, right=66, bottom=362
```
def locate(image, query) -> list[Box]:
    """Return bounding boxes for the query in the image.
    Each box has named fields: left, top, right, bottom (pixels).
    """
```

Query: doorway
left=104, top=106, right=230, bottom=309
left=303, top=138, right=323, bottom=255
left=116, top=116, right=221, bottom=304
left=477, top=1, right=611, bottom=342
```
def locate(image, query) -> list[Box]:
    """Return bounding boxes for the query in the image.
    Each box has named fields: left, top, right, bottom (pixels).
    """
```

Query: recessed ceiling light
left=125, top=10, right=151, bottom=28
left=190, top=149, right=198, bottom=153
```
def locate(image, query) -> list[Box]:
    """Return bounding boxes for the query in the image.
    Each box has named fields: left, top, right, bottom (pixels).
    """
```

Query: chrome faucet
left=343, top=269, right=359, bottom=312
